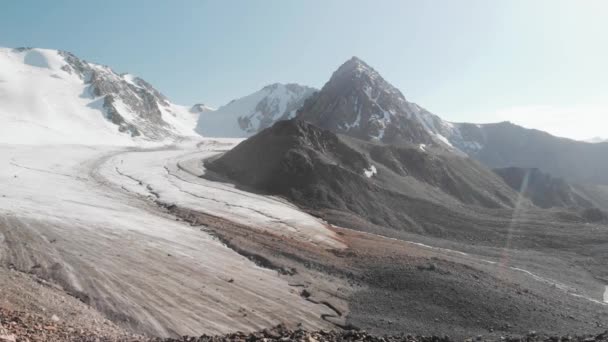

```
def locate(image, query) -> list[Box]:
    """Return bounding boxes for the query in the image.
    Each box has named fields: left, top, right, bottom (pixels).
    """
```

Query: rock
left=51, top=314, right=59, bottom=322
left=0, top=334, right=16, bottom=342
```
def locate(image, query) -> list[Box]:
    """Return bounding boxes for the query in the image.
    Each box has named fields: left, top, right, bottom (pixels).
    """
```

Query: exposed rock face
left=296, top=57, right=454, bottom=148
left=494, top=167, right=592, bottom=209
left=196, top=83, right=316, bottom=137
left=59, top=50, right=189, bottom=140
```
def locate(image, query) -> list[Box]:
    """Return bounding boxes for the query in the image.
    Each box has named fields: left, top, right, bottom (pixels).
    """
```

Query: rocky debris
left=1, top=309, right=607, bottom=342
left=152, top=326, right=608, bottom=342
left=0, top=307, right=139, bottom=342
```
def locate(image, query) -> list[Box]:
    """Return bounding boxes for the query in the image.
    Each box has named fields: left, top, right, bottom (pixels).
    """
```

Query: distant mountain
left=443, top=122, right=608, bottom=185
left=0, top=47, right=199, bottom=145
left=196, top=83, right=316, bottom=138
left=207, top=120, right=520, bottom=232
left=493, top=167, right=592, bottom=209
left=296, top=57, right=455, bottom=148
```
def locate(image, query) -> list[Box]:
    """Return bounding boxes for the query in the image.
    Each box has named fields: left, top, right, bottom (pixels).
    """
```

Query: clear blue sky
left=1, top=0, right=607, bottom=139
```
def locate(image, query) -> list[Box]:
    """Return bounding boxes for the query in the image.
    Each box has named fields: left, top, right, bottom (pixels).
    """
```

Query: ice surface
left=0, top=141, right=338, bottom=335
left=99, top=140, right=345, bottom=249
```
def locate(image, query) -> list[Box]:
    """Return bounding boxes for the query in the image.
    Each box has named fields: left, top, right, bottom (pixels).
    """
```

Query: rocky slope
left=207, top=120, right=520, bottom=232
left=0, top=47, right=199, bottom=144
left=196, top=83, right=316, bottom=137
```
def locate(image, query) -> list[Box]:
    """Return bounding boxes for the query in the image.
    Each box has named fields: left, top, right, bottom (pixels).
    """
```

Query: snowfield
left=0, top=48, right=132, bottom=145
left=98, top=140, right=345, bottom=249
left=0, top=47, right=198, bottom=145
left=0, top=140, right=342, bottom=336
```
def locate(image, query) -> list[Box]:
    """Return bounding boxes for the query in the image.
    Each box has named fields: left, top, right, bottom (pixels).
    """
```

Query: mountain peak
left=334, top=56, right=376, bottom=78
left=298, top=56, right=446, bottom=146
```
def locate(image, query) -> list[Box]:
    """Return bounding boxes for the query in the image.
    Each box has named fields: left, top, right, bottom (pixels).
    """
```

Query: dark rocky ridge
left=207, top=120, right=521, bottom=232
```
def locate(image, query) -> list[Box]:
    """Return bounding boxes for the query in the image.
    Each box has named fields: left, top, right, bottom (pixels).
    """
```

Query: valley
left=1, top=44, right=607, bottom=342
left=1, top=139, right=606, bottom=339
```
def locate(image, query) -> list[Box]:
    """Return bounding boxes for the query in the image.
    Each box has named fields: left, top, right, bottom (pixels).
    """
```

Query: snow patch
left=122, top=73, right=142, bottom=89
left=363, top=165, right=377, bottom=178
left=434, top=133, right=453, bottom=147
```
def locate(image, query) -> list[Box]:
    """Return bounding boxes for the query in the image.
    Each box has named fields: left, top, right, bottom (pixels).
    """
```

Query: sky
left=1, top=0, right=607, bottom=140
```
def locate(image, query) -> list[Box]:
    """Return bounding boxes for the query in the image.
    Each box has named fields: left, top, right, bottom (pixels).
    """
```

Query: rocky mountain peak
left=330, top=57, right=390, bottom=91
left=335, top=56, right=372, bottom=73
left=297, top=58, right=447, bottom=147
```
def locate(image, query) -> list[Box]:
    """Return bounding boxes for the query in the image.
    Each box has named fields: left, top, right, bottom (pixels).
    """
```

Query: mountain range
left=198, top=57, right=608, bottom=187
left=2, top=46, right=608, bottom=194
left=208, top=55, right=608, bottom=235
left=2, top=46, right=608, bottom=339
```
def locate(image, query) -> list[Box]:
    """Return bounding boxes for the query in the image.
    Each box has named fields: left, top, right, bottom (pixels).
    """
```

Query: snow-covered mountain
left=297, top=57, right=456, bottom=148
left=196, top=83, right=316, bottom=138
left=0, top=47, right=199, bottom=145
